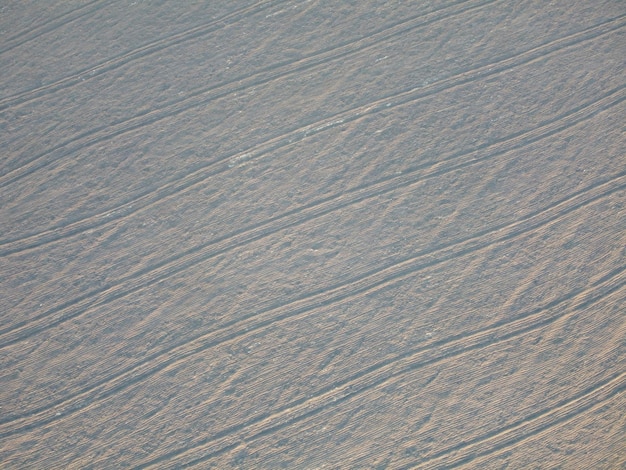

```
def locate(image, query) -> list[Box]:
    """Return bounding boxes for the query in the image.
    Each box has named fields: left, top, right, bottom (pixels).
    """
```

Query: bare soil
left=1, top=1, right=624, bottom=468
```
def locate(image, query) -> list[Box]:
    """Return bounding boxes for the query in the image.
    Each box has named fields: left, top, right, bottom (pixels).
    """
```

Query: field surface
left=1, top=1, right=625, bottom=468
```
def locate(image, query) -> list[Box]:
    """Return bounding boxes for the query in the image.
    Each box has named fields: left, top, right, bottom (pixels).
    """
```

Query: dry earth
left=0, top=0, right=625, bottom=468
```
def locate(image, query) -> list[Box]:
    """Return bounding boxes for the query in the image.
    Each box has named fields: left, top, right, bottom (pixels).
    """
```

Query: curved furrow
left=0, top=0, right=106, bottom=56
left=9, top=0, right=621, bottom=192
left=0, top=0, right=501, bottom=184
left=412, top=372, right=626, bottom=469
left=0, top=83, right=622, bottom=346
left=0, top=0, right=490, bottom=111
left=0, top=173, right=623, bottom=437
left=132, top=273, right=626, bottom=468
left=0, top=88, right=623, bottom=348
left=0, top=0, right=286, bottom=109
left=0, top=15, right=623, bottom=254
left=1, top=81, right=623, bottom=256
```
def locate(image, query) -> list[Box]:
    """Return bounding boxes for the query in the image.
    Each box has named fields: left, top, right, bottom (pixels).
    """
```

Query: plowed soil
left=1, top=1, right=624, bottom=468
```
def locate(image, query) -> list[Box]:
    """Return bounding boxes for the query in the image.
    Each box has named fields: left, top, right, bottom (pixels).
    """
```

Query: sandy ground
left=0, top=0, right=625, bottom=468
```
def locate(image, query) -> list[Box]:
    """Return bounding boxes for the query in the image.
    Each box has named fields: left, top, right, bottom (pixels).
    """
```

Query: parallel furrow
left=1, top=15, right=623, bottom=252
left=0, top=87, right=623, bottom=346
left=0, top=0, right=286, bottom=108
left=0, top=0, right=490, bottom=111
left=9, top=1, right=623, bottom=192
left=0, top=0, right=501, bottom=183
left=0, top=172, right=623, bottom=437
left=412, top=372, right=626, bottom=469
left=0, top=83, right=622, bottom=346
left=0, top=0, right=105, bottom=55
left=134, top=273, right=626, bottom=468
left=1, top=81, right=622, bottom=255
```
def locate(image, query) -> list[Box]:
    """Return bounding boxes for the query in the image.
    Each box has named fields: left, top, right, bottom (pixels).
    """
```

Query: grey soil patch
left=1, top=1, right=624, bottom=468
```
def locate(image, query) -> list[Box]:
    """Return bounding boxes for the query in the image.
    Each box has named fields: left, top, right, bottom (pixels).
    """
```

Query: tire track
left=0, top=0, right=106, bottom=55
left=0, top=88, right=623, bottom=348
left=0, top=0, right=487, bottom=112
left=2, top=82, right=623, bottom=255
left=1, top=171, right=623, bottom=438
left=1, top=81, right=622, bottom=346
left=11, top=0, right=626, bottom=191
left=410, top=372, right=626, bottom=469
left=1, top=13, right=623, bottom=254
left=134, top=272, right=626, bottom=468
left=0, top=0, right=287, bottom=107
left=0, top=0, right=501, bottom=185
